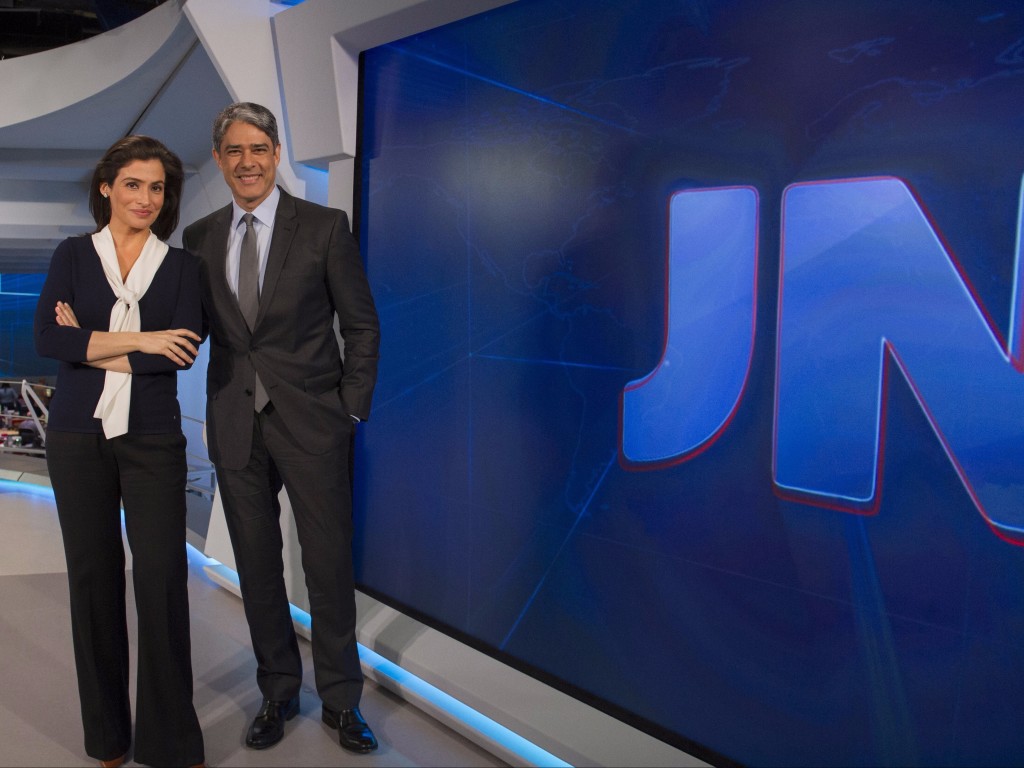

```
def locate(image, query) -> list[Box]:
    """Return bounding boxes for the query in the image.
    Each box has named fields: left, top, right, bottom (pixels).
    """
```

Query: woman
left=34, top=135, right=205, bottom=768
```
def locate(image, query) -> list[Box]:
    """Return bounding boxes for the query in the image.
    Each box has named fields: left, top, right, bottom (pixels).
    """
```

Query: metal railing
left=0, top=379, right=217, bottom=502
left=0, top=378, right=48, bottom=456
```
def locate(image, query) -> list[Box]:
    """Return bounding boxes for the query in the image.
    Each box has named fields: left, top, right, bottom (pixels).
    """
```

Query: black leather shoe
left=322, top=705, right=378, bottom=753
left=245, top=696, right=299, bottom=749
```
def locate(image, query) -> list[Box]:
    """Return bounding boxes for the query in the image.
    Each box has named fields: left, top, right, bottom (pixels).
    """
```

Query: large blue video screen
left=355, top=1, right=1024, bottom=764
left=1, top=274, right=55, bottom=380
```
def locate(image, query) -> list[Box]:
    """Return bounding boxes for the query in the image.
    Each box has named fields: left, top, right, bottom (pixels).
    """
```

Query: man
left=0, top=382, right=18, bottom=411
left=183, top=102, right=380, bottom=754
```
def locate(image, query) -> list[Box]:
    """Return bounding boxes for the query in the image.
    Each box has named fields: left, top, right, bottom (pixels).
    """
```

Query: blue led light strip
left=200, top=560, right=571, bottom=768
left=0, top=478, right=570, bottom=766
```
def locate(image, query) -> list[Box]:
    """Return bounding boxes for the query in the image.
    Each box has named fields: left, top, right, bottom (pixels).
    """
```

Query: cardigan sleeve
left=34, top=239, right=93, bottom=364
left=128, top=249, right=204, bottom=374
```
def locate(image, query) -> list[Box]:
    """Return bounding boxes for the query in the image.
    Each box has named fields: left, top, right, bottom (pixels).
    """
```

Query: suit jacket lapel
left=257, top=188, right=297, bottom=327
left=207, top=204, right=251, bottom=334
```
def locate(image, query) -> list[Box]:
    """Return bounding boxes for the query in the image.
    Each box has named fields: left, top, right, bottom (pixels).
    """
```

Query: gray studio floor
left=0, top=452, right=506, bottom=768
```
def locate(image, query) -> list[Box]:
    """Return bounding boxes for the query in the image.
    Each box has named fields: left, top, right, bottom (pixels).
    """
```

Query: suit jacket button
left=245, top=388, right=253, bottom=396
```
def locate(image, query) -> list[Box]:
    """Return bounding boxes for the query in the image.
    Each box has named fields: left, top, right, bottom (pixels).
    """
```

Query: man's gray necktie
left=239, top=213, right=270, bottom=411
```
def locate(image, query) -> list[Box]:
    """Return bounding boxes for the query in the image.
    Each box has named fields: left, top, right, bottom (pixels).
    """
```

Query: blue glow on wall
left=0, top=273, right=54, bottom=379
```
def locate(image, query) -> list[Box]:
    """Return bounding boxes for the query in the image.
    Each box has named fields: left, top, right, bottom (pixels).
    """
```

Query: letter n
left=776, top=176, right=1024, bottom=544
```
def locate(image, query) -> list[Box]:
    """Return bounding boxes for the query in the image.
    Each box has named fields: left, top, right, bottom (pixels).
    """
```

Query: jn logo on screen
left=621, top=177, right=1024, bottom=545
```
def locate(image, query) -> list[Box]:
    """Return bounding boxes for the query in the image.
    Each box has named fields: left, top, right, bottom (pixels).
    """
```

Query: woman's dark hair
left=88, top=135, right=184, bottom=241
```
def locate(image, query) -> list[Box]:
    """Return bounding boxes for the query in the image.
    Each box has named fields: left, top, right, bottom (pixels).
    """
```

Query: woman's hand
left=60, top=300, right=201, bottom=366
left=55, top=301, right=80, bottom=328
left=136, top=329, right=202, bottom=366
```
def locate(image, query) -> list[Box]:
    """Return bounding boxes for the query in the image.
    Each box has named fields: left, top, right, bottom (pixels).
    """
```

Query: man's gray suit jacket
left=182, top=188, right=380, bottom=471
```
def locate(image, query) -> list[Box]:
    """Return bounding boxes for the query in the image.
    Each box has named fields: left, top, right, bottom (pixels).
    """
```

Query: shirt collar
left=231, top=185, right=281, bottom=230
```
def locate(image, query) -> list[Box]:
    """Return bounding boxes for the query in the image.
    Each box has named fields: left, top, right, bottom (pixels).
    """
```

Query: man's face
left=214, top=120, right=281, bottom=211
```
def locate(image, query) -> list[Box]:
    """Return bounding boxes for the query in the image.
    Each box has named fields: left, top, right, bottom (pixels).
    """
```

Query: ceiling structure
left=0, top=0, right=514, bottom=274
left=0, top=0, right=230, bottom=272
left=0, top=0, right=167, bottom=60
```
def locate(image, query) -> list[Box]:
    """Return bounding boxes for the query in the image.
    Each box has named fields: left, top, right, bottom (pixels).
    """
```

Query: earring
left=102, top=192, right=108, bottom=198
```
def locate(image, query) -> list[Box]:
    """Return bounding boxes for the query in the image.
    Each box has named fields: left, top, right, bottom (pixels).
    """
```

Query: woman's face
left=99, top=158, right=165, bottom=234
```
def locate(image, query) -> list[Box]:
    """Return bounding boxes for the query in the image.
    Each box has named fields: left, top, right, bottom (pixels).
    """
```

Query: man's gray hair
left=212, top=102, right=280, bottom=151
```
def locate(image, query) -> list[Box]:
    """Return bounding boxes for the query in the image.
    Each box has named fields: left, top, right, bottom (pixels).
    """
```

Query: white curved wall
left=0, top=0, right=192, bottom=134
